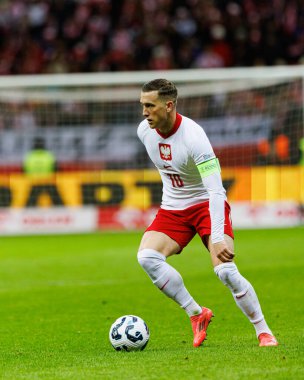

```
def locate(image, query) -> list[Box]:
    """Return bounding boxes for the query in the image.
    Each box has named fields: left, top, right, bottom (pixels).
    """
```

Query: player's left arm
left=189, top=122, right=234, bottom=262
left=197, top=158, right=234, bottom=262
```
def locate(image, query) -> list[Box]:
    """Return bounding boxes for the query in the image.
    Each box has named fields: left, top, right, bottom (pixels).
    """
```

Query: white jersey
left=137, top=113, right=226, bottom=210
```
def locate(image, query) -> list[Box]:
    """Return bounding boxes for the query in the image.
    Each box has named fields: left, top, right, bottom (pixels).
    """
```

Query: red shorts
left=146, top=201, right=234, bottom=251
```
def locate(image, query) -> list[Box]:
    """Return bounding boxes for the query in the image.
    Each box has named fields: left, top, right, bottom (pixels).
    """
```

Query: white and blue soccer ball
left=109, top=315, right=150, bottom=351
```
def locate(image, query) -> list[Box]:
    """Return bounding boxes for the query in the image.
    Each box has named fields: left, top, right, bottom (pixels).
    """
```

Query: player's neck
left=157, top=113, right=177, bottom=135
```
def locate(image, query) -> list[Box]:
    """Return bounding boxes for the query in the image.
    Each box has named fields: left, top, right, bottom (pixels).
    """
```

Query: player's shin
left=137, top=248, right=201, bottom=316
left=214, top=262, right=273, bottom=336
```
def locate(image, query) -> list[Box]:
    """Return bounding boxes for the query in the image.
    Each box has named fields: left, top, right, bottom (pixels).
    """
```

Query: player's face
left=140, top=91, right=171, bottom=131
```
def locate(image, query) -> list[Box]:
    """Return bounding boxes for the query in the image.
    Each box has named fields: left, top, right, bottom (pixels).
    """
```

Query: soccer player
left=137, top=78, right=278, bottom=348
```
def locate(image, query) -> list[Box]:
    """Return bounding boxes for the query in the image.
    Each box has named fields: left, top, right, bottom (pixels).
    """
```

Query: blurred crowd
left=0, top=0, right=304, bottom=75
left=0, top=78, right=302, bottom=166
left=0, top=0, right=303, bottom=167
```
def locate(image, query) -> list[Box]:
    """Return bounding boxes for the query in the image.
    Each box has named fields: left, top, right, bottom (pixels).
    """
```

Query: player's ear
left=166, top=101, right=174, bottom=112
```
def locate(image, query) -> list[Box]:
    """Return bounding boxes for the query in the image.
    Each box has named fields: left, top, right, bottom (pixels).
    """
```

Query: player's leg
left=209, top=234, right=278, bottom=346
left=138, top=230, right=212, bottom=347
left=138, top=230, right=202, bottom=315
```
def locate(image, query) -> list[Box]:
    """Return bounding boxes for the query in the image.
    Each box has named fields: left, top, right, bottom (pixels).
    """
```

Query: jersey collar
left=156, top=113, right=182, bottom=138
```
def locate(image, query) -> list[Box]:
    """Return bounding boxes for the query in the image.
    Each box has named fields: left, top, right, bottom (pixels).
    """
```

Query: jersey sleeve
left=202, top=171, right=227, bottom=243
left=188, top=123, right=216, bottom=165
left=189, top=122, right=227, bottom=243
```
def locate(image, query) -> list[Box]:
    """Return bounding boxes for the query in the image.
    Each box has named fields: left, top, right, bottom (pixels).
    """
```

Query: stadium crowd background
left=0, top=0, right=303, bottom=75
left=0, top=0, right=303, bottom=168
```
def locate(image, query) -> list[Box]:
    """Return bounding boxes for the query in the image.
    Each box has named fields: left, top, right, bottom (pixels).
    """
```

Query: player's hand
left=213, top=241, right=235, bottom=263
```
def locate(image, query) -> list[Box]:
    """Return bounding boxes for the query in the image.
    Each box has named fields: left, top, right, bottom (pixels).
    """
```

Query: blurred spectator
left=12, top=103, right=37, bottom=130
left=0, top=0, right=303, bottom=75
left=192, top=43, right=225, bottom=68
left=256, top=80, right=303, bottom=165
left=23, top=136, right=57, bottom=175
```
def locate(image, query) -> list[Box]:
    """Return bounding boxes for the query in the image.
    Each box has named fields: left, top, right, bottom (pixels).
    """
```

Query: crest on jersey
left=159, top=143, right=172, bottom=161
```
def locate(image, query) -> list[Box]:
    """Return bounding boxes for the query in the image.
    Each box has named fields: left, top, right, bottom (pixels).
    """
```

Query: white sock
left=138, top=248, right=201, bottom=316
left=214, top=262, right=273, bottom=336
left=253, top=319, right=273, bottom=337
left=184, top=301, right=202, bottom=317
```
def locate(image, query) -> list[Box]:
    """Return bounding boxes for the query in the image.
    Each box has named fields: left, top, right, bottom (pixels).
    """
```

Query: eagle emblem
left=159, top=143, right=172, bottom=161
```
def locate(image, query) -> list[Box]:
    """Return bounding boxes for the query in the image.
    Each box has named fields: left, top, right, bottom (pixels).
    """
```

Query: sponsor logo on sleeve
left=203, top=153, right=215, bottom=160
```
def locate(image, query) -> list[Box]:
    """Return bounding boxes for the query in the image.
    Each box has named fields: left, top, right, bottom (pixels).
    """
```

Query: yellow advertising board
left=0, top=166, right=303, bottom=208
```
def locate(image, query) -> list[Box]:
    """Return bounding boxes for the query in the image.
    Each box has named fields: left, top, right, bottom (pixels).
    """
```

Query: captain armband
left=197, top=158, right=221, bottom=178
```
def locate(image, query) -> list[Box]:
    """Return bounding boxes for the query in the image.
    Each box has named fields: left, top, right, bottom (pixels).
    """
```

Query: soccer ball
left=109, top=315, right=150, bottom=351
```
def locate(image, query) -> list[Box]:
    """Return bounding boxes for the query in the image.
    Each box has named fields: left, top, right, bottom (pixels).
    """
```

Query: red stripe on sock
left=160, top=279, right=170, bottom=290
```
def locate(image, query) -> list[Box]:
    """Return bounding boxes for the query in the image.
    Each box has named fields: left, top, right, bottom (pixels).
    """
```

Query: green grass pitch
left=0, top=228, right=303, bottom=380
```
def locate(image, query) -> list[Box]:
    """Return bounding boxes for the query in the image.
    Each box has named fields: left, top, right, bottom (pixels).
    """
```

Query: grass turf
left=0, top=228, right=303, bottom=379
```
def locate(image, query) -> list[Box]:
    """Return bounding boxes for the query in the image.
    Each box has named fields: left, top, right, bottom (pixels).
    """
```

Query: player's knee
left=137, top=248, right=166, bottom=272
left=137, top=252, right=152, bottom=271
left=214, top=262, right=238, bottom=286
left=214, top=262, right=248, bottom=295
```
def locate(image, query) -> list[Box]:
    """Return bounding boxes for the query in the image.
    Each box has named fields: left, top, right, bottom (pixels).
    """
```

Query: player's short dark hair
left=142, top=79, right=178, bottom=103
